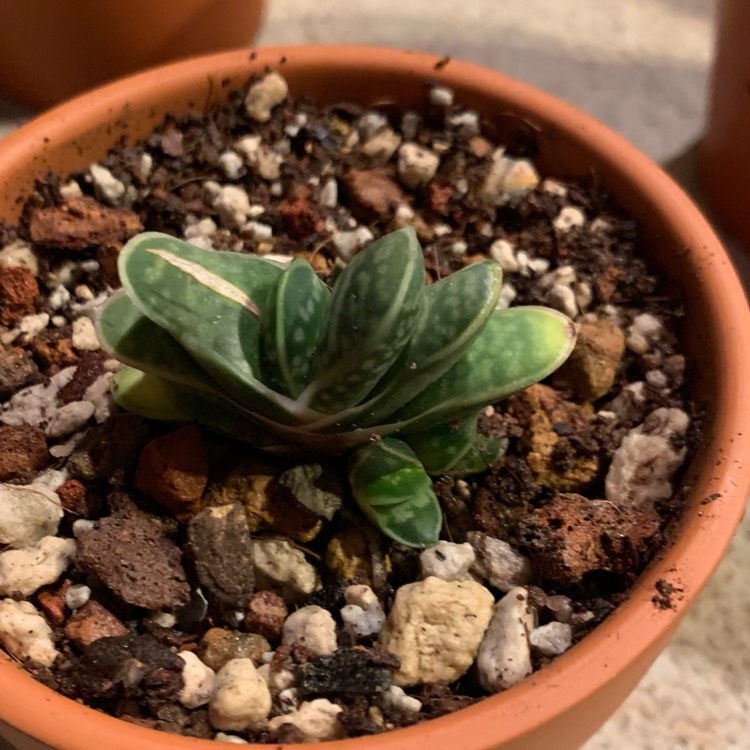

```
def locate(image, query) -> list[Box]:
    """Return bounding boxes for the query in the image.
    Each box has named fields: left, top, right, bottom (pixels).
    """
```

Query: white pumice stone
left=0, top=536, right=76, bottom=597
left=358, top=112, right=389, bottom=141
left=0, top=240, right=38, bottom=274
left=282, top=605, right=337, bottom=658
left=397, top=143, right=440, bottom=189
left=529, top=622, right=573, bottom=657
left=429, top=85, right=454, bottom=106
left=89, top=163, right=125, bottom=205
left=553, top=206, right=586, bottom=232
left=0, top=598, right=59, bottom=666
left=541, top=178, right=568, bottom=197
left=209, top=658, right=271, bottom=731
left=546, top=284, right=578, bottom=319
left=72, top=316, right=100, bottom=351
left=419, top=541, right=476, bottom=582
left=244, top=72, right=288, bottom=122
left=448, top=110, right=480, bottom=134
left=319, top=179, right=338, bottom=208
left=17, top=313, right=50, bottom=339
left=65, top=584, right=91, bottom=610
left=380, top=685, right=422, bottom=714
left=0, top=482, right=63, bottom=550
left=218, top=151, right=244, bottom=180
left=267, top=699, right=344, bottom=742
left=48, top=285, right=70, bottom=311
left=243, top=221, right=273, bottom=240
left=605, top=407, right=689, bottom=508
left=476, top=586, right=536, bottom=692
left=178, top=651, right=216, bottom=709
left=489, top=238, right=519, bottom=272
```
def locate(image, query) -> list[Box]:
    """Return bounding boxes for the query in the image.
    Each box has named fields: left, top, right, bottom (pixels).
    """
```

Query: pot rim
left=0, top=44, right=748, bottom=750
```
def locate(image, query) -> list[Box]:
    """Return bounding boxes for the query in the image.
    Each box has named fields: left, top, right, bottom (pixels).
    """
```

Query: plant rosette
left=0, top=47, right=748, bottom=750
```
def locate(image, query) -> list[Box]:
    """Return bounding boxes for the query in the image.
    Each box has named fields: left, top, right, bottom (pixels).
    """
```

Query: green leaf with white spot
left=97, top=291, right=220, bottom=396
left=348, top=438, right=442, bottom=548
left=388, top=306, right=577, bottom=432
left=299, top=226, right=425, bottom=413
left=260, top=258, right=330, bottom=398
left=312, top=259, right=502, bottom=431
left=118, top=232, right=321, bottom=424
left=404, top=413, right=506, bottom=476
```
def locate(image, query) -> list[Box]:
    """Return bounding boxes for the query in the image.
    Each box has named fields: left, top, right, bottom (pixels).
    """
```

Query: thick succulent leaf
left=309, top=260, right=502, bottom=431
left=97, top=291, right=220, bottom=396
left=387, top=306, right=577, bottom=432
left=446, top=434, right=508, bottom=477
left=404, top=416, right=479, bottom=474
left=299, top=227, right=425, bottom=413
left=348, top=438, right=442, bottom=548
left=118, top=232, right=320, bottom=424
left=112, top=366, right=290, bottom=449
left=405, top=413, right=507, bottom=475
left=260, top=258, right=330, bottom=398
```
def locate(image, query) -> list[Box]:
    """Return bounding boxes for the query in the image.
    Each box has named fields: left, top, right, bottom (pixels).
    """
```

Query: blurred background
left=0, top=1, right=747, bottom=748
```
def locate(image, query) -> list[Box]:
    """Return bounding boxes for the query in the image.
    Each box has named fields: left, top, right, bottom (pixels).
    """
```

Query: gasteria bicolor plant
left=97, top=228, right=576, bottom=547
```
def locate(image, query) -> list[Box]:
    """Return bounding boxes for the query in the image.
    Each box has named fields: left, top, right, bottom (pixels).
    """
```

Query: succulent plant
left=97, top=228, right=576, bottom=547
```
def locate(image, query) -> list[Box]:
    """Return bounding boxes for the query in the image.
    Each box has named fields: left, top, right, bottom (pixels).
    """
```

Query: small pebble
left=429, top=85, right=454, bottom=107
left=89, top=164, right=125, bottom=205
left=64, top=584, right=91, bottom=609
left=282, top=605, right=337, bottom=658
left=529, top=621, right=573, bottom=657
left=72, top=316, right=100, bottom=351
left=397, top=143, right=440, bottom=189
left=553, top=206, right=586, bottom=232
left=218, top=151, right=244, bottom=180
left=178, top=651, right=217, bottom=709
left=419, top=541, right=475, bottom=582
left=244, top=72, right=288, bottom=123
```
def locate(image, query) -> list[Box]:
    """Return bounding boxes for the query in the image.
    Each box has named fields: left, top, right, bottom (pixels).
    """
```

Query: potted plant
left=0, top=46, right=748, bottom=750
left=0, top=0, right=266, bottom=108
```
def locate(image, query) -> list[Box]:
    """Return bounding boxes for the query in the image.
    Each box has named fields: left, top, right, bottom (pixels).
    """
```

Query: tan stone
left=326, top=528, right=373, bottom=585
left=205, top=458, right=322, bottom=542
left=552, top=317, right=625, bottom=401
left=506, top=384, right=598, bottom=492
left=379, top=577, right=494, bottom=687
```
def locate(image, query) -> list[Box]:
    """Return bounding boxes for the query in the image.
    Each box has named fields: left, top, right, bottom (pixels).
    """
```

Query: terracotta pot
left=0, top=45, right=749, bottom=750
left=701, top=0, right=750, bottom=246
left=0, top=0, right=266, bottom=109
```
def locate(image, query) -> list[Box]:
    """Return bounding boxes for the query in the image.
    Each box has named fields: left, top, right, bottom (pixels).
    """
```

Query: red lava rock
left=426, top=183, right=454, bottom=215
left=36, top=579, right=71, bottom=627
left=0, top=266, right=39, bottom=325
left=56, top=479, right=88, bottom=517
left=135, top=425, right=208, bottom=521
left=279, top=197, right=318, bottom=240
left=57, top=351, right=106, bottom=404
left=65, top=600, right=129, bottom=649
left=29, top=328, right=78, bottom=370
left=243, top=590, right=288, bottom=641
left=67, top=413, right=149, bottom=487
left=75, top=512, right=191, bottom=610
left=29, top=196, right=143, bottom=251
left=0, top=343, right=39, bottom=399
left=517, top=493, right=663, bottom=584
left=344, top=169, right=409, bottom=221
left=0, top=424, right=49, bottom=481
left=159, top=126, right=184, bottom=157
